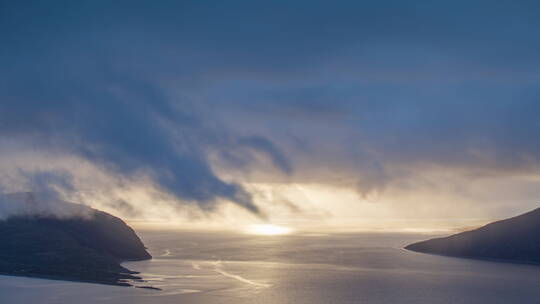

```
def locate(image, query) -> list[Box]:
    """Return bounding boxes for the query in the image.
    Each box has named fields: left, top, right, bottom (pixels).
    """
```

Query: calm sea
left=1, top=229, right=540, bottom=303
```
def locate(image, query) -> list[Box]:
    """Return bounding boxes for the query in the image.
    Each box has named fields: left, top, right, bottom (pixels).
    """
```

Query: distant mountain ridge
left=406, top=207, right=540, bottom=264
left=0, top=193, right=152, bottom=286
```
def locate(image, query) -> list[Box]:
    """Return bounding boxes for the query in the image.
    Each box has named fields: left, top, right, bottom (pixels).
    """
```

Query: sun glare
left=247, top=224, right=292, bottom=235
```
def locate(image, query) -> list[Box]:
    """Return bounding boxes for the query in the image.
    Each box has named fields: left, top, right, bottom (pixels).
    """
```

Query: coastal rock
left=406, top=207, right=540, bottom=264
left=0, top=193, right=151, bottom=286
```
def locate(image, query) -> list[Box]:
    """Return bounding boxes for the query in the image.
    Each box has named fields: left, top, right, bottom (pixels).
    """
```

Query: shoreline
left=0, top=271, right=162, bottom=290
left=403, top=247, right=540, bottom=267
left=0, top=255, right=159, bottom=290
left=0, top=272, right=133, bottom=287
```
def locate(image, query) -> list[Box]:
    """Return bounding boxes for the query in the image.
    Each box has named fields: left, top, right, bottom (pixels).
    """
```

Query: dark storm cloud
left=1, top=0, right=540, bottom=206
left=0, top=69, right=265, bottom=213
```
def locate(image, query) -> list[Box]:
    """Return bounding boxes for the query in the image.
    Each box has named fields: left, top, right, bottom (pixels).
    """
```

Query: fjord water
left=2, top=229, right=540, bottom=304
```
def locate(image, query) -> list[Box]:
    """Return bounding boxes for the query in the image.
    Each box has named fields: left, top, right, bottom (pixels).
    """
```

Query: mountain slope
left=406, top=207, right=540, bottom=263
left=0, top=193, right=151, bottom=286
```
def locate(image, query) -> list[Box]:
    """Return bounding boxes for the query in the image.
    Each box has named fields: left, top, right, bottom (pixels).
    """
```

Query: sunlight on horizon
left=246, top=224, right=293, bottom=235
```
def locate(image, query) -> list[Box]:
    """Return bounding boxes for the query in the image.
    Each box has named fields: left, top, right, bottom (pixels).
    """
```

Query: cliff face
left=0, top=194, right=151, bottom=286
left=406, top=207, right=540, bottom=264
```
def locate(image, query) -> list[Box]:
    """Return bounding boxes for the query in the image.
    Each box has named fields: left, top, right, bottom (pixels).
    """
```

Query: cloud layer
left=1, top=1, right=540, bottom=220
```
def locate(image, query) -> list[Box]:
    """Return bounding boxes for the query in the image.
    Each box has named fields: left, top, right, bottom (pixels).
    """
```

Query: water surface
left=1, top=229, right=539, bottom=303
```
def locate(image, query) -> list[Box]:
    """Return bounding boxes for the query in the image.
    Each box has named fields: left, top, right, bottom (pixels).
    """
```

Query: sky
left=1, top=1, right=540, bottom=228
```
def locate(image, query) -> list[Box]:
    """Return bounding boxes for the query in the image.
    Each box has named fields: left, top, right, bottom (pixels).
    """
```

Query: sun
left=247, top=224, right=293, bottom=235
